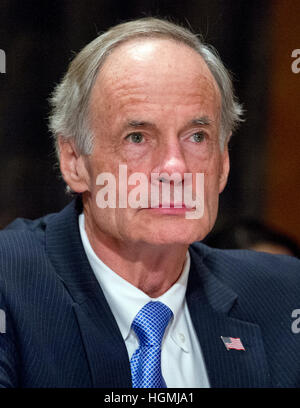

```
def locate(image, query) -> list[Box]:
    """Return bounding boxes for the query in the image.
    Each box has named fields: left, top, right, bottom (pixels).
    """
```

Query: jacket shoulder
left=0, top=213, right=57, bottom=279
left=190, top=241, right=300, bottom=298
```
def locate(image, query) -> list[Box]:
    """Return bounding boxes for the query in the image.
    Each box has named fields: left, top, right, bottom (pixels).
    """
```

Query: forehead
left=89, top=38, right=221, bottom=121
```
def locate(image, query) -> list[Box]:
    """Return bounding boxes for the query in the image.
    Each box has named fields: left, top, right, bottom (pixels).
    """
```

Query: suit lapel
left=187, top=246, right=271, bottom=388
left=72, top=298, right=131, bottom=387
left=45, top=198, right=131, bottom=387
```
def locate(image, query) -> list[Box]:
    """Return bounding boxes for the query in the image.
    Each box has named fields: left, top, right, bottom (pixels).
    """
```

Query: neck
left=83, top=215, right=188, bottom=298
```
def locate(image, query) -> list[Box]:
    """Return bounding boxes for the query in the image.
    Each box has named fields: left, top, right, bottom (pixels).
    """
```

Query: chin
left=133, top=218, right=210, bottom=246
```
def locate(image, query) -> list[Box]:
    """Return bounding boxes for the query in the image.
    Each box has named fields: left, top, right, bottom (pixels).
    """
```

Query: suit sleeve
left=0, top=294, right=20, bottom=387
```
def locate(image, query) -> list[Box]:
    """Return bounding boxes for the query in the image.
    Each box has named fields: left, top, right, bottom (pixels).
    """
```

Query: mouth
left=159, top=202, right=191, bottom=208
left=144, top=203, right=196, bottom=215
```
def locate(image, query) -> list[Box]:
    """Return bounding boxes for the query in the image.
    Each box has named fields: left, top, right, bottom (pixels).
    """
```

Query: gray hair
left=49, top=17, right=243, bottom=158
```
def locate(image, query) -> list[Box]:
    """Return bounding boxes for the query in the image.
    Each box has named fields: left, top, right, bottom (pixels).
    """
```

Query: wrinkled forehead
left=89, top=38, right=221, bottom=117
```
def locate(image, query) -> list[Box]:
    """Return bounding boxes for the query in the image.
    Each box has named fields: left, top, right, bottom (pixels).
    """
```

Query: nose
left=150, top=136, right=190, bottom=208
left=153, top=137, right=188, bottom=179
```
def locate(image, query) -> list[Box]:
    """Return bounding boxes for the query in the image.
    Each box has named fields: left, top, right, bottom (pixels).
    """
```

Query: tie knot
left=132, top=301, right=173, bottom=347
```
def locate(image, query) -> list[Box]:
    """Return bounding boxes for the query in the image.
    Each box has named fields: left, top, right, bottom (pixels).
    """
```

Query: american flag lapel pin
left=221, top=336, right=245, bottom=351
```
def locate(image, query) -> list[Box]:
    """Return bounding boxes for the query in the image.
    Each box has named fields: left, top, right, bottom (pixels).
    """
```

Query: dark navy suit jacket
left=0, top=198, right=299, bottom=388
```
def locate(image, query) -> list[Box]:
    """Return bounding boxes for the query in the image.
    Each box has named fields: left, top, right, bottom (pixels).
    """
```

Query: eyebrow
left=189, top=116, right=212, bottom=126
left=127, top=120, right=155, bottom=128
left=125, top=116, right=212, bottom=130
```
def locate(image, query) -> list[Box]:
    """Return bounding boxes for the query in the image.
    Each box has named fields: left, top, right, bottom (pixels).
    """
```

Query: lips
left=154, top=202, right=193, bottom=210
left=158, top=203, right=191, bottom=209
left=145, top=203, right=195, bottom=212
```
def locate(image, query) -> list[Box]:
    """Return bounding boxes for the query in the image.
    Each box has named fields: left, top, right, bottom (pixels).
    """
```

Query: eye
left=125, top=132, right=144, bottom=144
left=191, top=131, right=206, bottom=143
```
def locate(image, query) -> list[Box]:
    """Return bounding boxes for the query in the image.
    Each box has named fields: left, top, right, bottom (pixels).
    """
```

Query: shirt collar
left=78, top=213, right=190, bottom=352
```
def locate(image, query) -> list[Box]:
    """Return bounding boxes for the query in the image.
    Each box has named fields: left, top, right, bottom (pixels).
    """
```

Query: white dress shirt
left=79, top=213, right=210, bottom=388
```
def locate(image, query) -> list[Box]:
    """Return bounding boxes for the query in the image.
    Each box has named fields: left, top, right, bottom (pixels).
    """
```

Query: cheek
left=200, top=157, right=224, bottom=201
left=189, top=157, right=214, bottom=193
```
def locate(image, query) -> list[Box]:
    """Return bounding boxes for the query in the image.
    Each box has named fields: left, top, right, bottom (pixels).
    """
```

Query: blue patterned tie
left=130, top=301, right=173, bottom=388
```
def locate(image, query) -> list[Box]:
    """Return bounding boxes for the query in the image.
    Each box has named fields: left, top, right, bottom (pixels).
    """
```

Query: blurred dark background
left=0, top=0, right=299, bottom=246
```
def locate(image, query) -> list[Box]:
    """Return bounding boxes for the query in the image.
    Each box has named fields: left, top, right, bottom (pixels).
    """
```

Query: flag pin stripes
left=221, top=336, right=245, bottom=351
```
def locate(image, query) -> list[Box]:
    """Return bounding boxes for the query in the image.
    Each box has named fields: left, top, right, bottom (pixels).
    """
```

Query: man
left=0, top=17, right=299, bottom=388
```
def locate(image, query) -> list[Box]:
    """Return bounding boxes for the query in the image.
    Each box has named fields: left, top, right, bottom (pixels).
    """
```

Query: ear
left=58, top=136, right=90, bottom=193
left=218, top=144, right=230, bottom=193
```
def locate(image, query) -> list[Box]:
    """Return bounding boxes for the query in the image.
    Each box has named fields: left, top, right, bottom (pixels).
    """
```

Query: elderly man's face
left=79, top=38, right=229, bottom=246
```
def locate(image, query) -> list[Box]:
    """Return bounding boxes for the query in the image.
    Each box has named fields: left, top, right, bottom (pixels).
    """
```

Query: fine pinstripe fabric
left=130, top=301, right=173, bottom=388
left=0, top=197, right=299, bottom=388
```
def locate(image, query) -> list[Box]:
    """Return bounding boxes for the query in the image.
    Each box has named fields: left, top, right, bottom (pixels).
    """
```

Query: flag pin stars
left=221, top=336, right=245, bottom=351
